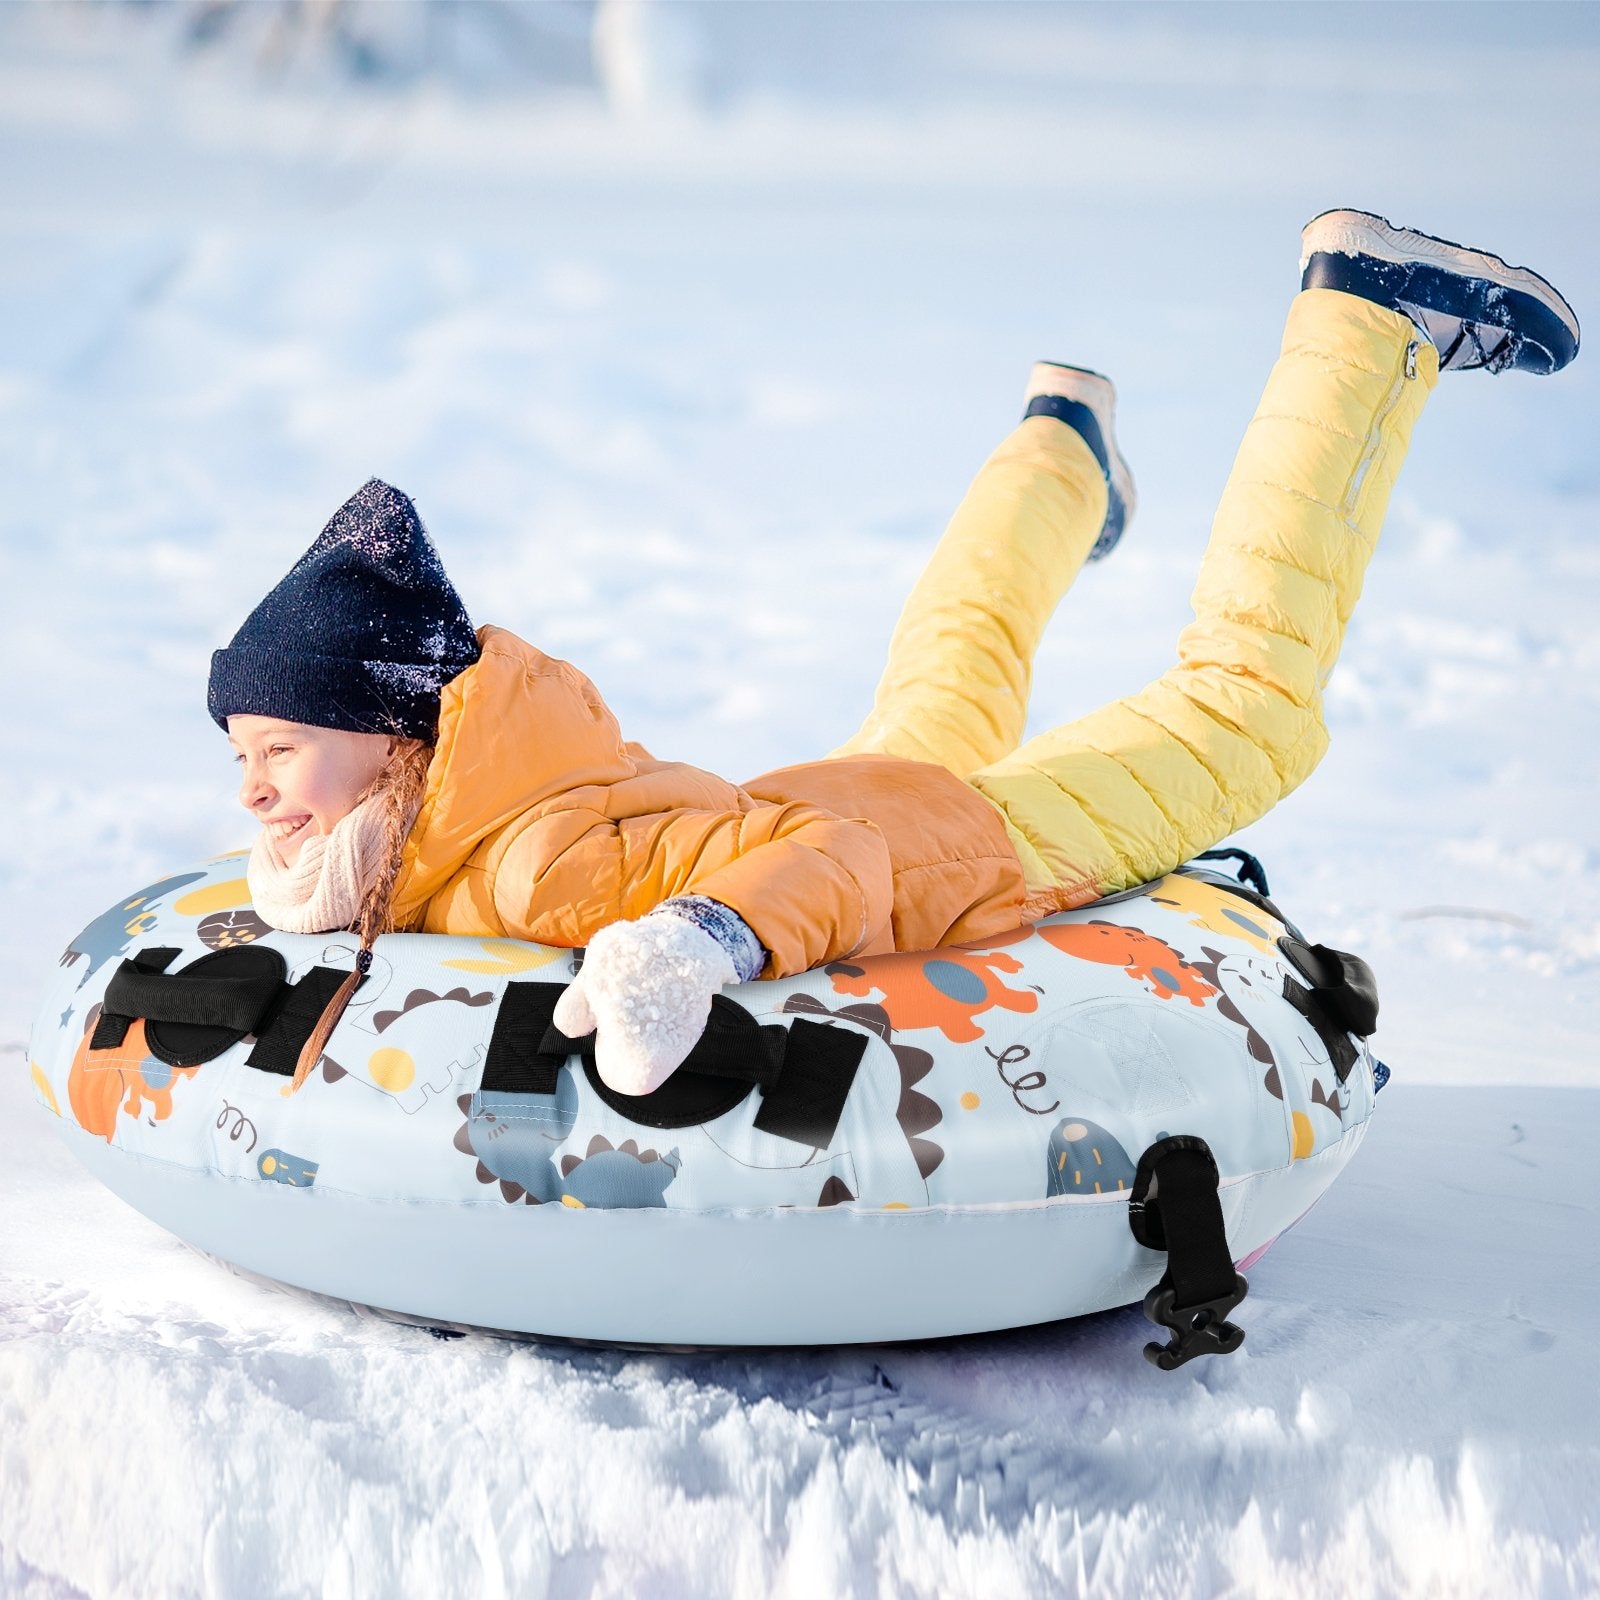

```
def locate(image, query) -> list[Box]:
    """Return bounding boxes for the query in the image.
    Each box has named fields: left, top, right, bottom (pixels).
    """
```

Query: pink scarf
left=246, top=794, right=396, bottom=934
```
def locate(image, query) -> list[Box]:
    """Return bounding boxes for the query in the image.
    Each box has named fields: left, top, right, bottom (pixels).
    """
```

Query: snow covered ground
left=2, top=2, right=1597, bottom=1594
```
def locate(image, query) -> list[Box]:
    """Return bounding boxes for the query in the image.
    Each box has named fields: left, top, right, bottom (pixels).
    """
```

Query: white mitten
left=552, top=913, right=738, bottom=1097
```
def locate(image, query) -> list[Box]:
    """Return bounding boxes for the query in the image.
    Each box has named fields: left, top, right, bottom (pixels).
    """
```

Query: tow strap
left=1128, top=1135, right=1249, bottom=1369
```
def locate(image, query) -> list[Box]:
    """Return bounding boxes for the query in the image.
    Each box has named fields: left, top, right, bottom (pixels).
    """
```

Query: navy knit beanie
left=207, top=479, right=480, bottom=742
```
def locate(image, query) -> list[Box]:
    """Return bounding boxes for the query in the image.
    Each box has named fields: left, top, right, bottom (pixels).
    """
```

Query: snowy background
left=2, top=1, right=1597, bottom=1595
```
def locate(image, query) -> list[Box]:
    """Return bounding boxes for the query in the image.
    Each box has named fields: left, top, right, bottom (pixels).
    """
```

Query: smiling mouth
left=268, top=817, right=312, bottom=845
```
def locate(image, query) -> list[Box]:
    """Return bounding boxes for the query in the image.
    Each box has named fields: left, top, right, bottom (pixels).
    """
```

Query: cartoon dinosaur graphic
left=1185, top=946, right=1281, bottom=1065
left=454, top=1072, right=580, bottom=1205
left=556, top=1135, right=679, bottom=1209
left=1034, top=921, right=1217, bottom=1005
left=59, top=873, right=207, bottom=991
left=65, top=1007, right=200, bottom=1142
left=372, top=986, right=495, bottom=1034
left=1185, top=944, right=1349, bottom=1162
left=826, top=947, right=1039, bottom=1043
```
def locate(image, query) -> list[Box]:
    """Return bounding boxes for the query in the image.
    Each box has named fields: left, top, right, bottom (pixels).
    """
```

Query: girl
left=214, top=208, right=1579, bottom=1099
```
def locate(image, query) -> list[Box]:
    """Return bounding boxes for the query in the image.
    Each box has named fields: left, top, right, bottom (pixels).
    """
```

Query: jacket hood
left=388, top=625, right=636, bottom=927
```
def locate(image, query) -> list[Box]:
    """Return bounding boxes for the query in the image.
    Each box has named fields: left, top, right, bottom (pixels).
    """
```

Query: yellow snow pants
left=832, top=288, right=1437, bottom=911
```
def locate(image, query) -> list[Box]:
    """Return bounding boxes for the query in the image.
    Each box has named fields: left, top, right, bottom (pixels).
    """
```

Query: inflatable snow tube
left=28, top=851, right=1383, bottom=1362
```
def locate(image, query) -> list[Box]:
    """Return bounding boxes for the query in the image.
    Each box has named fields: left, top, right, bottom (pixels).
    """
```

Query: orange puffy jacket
left=387, top=626, right=1029, bottom=976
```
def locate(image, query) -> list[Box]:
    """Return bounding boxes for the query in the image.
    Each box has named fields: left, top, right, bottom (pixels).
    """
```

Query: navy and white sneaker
left=1022, top=362, right=1137, bottom=560
left=1300, top=209, right=1580, bottom=376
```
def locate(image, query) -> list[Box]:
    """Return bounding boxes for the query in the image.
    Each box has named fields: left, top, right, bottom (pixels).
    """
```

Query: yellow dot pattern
left=959, top=1091, right=980, bottom=1110
left=368, top=1048, right=416, bottom=1093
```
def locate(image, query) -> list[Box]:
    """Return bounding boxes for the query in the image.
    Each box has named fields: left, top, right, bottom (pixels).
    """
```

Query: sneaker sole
left=1024, top=362, right=1137, bottom=559
left=1300, top=208, right=1580, bottom=374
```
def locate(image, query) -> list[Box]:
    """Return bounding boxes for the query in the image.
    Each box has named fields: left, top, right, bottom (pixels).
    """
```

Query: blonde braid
left=286, top=738, right=435, bottom=1094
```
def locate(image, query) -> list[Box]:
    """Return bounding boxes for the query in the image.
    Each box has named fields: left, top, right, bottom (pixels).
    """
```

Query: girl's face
left=228, top=716, right=397, bottom=867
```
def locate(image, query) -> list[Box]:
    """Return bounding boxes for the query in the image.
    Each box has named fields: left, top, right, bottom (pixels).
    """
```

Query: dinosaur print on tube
left=825, top=947, right=1039, bottom=1043
left=65, top=1006, right=201, bottom=1142
left=1034, top=921, right=1217, bottom=1005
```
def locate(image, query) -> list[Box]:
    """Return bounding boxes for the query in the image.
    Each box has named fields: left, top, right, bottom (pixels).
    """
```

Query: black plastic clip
left=1142, top=1276, right=1248, bottom=1370
left=1129, top=1133, right=1249, bottom=1370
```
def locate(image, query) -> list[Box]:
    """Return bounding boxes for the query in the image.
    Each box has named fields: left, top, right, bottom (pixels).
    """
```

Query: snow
left=2, top=2, right=1597, bottom=1594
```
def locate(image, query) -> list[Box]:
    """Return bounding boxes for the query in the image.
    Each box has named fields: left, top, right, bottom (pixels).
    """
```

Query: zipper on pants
left=1345, top=338, right=1419, bottom=517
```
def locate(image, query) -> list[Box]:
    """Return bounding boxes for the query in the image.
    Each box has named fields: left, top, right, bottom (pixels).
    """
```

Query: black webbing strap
left=664, top=995, right=785, bottom=1087
left=479, top=981, right=868, bottom=1146
left=752, top=1018, right=865, bottom=1148
left=91, top=946, right=182, bottom=1049
left=93, top=945, right=289, bottom=1066
left=480, top=983, right=775, bottom=1124
left=104, top=948, right=283, bottom=1035
left=480, top=981, right=565, bottom=1097
left=1278, top=936, right=1379, bottom=1084
left=246, top=966, right=370, bottom=1078
left=1128, top=1135, right=1248, bottom=1370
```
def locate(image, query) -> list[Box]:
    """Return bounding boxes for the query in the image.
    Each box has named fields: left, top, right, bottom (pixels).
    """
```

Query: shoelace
left=1440, top=321, right=1516, bottom=374
left=1402, top=300, right=1520, bottom=375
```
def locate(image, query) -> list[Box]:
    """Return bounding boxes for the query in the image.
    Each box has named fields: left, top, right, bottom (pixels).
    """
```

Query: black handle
left=539, top=993, right=786, bottom=1088
left=104, top=953, right=284, bottom=1036
left=1275, top=936, right=1380, bottom=1085
left=95, top=945, right=289, bottom=1065
left=484, top=982, right=866, bottom=1145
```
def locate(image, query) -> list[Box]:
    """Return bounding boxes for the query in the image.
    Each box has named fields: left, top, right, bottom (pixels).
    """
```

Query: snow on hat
left=207, top=478, right=480, bottom=742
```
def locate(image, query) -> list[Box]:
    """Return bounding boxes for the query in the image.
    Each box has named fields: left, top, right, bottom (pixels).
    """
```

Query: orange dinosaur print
left=1035, top=921, right=1217, bottom=1005
left=827, top=948, right=1038, bottom=1043
left=67, top=1011, right=201, bottom=1142
left=954, top=923, right=1035, bottom=952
